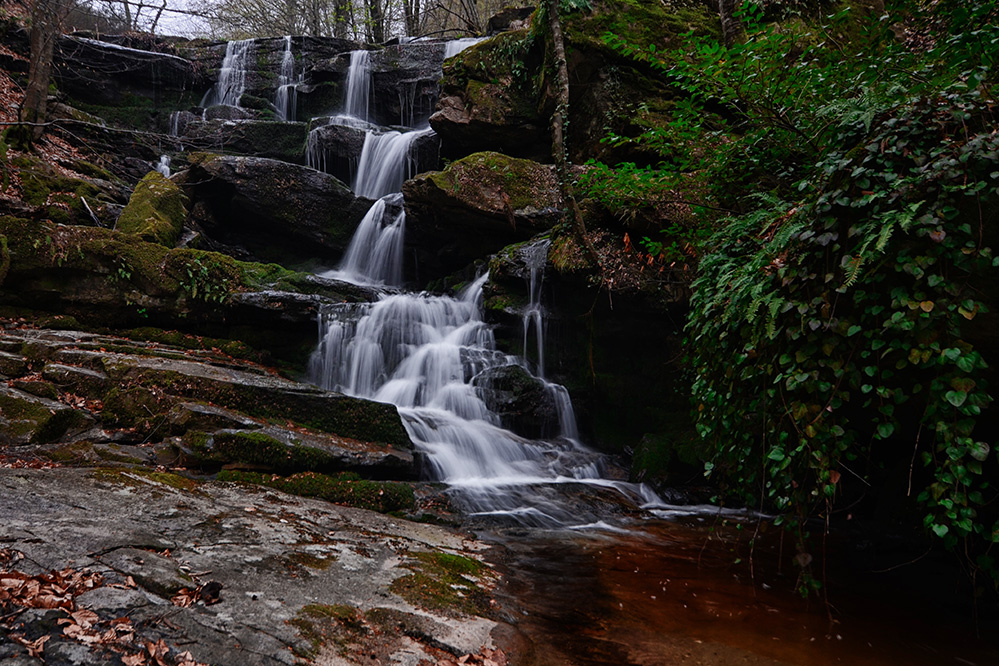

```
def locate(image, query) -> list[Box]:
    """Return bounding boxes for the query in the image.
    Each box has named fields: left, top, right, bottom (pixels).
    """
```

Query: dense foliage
left=583, top=0, right=999, bottom=593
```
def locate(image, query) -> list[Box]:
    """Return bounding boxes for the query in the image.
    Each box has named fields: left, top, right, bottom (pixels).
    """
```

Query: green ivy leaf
left=945, top=390, right=968, bottom=407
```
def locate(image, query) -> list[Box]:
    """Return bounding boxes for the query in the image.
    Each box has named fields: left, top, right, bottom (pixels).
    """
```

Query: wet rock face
left=310, top=42, right=447, bottom=128
left=484, top=238, right=690, bottom=455
left=174, top=119, right=309, bottom=164
left=55, top=35, right=205, bottom=109
left=430, top=31, right=550, bottom=162
left=403, top=152, right=562, bottom=282
left=185, top=155, right=373, bottom=266
left=472, top=365, right=557, bottom=439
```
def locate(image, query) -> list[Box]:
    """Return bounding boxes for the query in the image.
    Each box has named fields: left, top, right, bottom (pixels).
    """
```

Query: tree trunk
left=544, top=0, right=601, bottom=269
left=19, top=0, right=64, bottom=142
left=718, top=0, right=741, bottom=46
left=367, top=0, right=385, bottom=42
left=333, top=0, right=350, bottom=38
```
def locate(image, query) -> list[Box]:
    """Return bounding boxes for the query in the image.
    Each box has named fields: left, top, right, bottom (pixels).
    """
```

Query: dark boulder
left=175, top=119, right=308, bottom=163
left=430, top=31, right=549, bottom=162
left=55, top=35, right=206, bottom=131
left=184, top=155, right=372, bottom=266
left=487, top=6, right=536, bottom=35
left=472, top=364, right=557, bottom=439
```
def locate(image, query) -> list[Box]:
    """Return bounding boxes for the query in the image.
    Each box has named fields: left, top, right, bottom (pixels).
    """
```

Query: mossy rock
left=116, top=171, right=188, bottom=247
left=389, top=550, right=492, bottom=617
left=432, top=30, right=549, bottom=161
left=207, top=430, right=338, bottom=472
left=0, top=386, right=93, bottom=445
left=563, top=0, right=721, bottom=56
left=218, top=470, right=415, bottom=513
left=12, top=155, right=117, bottom=226
left=403, top=152, right=562, bottom=281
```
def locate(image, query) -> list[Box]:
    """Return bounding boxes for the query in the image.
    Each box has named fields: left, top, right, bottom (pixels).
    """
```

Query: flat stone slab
left=0, top=468, right=502, bottom=665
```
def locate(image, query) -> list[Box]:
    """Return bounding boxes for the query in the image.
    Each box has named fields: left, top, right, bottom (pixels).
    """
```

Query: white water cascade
left=343, top=50, right=372, bottom=121
left=201, top=38, right=253, bottom=108
left=155, top=155, right=171, bottom=177
left=308, top=112, right=668, bottom=526
left=444, top=37, right=485, bottom=59
left=310, top=46, right=435, bottom=287
left=310, top=272, right=627, bottom=525
left=274, top=36, right=302, bottom=122
left=354, top=128, right=434, bottom=199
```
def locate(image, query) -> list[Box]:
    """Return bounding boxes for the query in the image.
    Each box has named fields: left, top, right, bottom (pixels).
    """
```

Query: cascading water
left=274, top=36, right=302, bottom=122
left=155, top=155, right=171, bottom=177
left=302, top=37, right=675, bottom=527
left=307, top=46, right=434, bottom=287
left=444, top=37, right=485, bottom=59
left=353, top=128, right=434, bottom=199
left=310, top=273, right=627, bottom=526
left=522, top=240, right=548, bottom=378
left=201, top=38, right=253, bottom=108
left=343, top=50, right=372, bottom=121
left=331, top=193, right=407, bottom=286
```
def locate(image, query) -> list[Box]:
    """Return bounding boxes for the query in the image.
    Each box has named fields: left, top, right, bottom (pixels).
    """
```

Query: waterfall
left=155, top=155, right=171, bottom=177
left=168, top=111, right=183, bottom=136
left=354, top=128, right=433, bottom=200
left=201, top=38, right=253, bottom=108
left=444, top=37, right=485, bottom=59
left=522, top=240, right=548, bottom=378
left=274, top=36, right=301, bottom=122
left=310, top=275, right=611, bottom=525
left=298, top=38, right=636, bottom=527
left=325, top=193, right=407, bottom=286
left=343, top=50, right=372, bottom=121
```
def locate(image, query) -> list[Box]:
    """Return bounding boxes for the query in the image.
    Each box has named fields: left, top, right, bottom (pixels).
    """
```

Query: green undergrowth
left=217, top=470, right=415, bottom=513
left=587, top=0, right=999, bottom=599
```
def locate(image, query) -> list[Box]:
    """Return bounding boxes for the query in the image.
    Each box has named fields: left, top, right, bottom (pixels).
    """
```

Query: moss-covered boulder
left=0, top=215, right=376, bottom=365
left=180, top=422, right=416, bottom=478
left=403, top=152, right=561, bottom=281
left=0, top=386, right=94, bottom=446
left=93, top=352, right=412, bottom=449
left=184, top=155, right=373, bottom=267
left=12, top=155, right=123, bottom=227
left=116, top=171, right=188, bottom=246
left=431, top=30, right=549, bottom=161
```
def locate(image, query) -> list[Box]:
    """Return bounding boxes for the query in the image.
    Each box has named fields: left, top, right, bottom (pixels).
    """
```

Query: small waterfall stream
left=200, top=38, right=253, bottom=108
left=274, top=36, right=302, bottom=122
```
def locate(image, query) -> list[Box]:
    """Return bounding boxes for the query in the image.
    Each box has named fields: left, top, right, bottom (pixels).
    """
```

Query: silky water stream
left=301, top=45, right=997, bottom=665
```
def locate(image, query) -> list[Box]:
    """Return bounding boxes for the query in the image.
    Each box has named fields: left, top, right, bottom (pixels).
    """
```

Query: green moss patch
left=389, top=550, right=491, bottom=617
left=564, top=0, right=721, bottom=56
left=208, top=430, right=338, bottom=472
left=117, top=171, right=188, bottom=247
left=217, top=470, right=415, bottom=513
left=11, top=155, right=120, bottom=226
left=287, top=551, right=334, bottom=570
left=289, top=603, right=367, bottom=659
